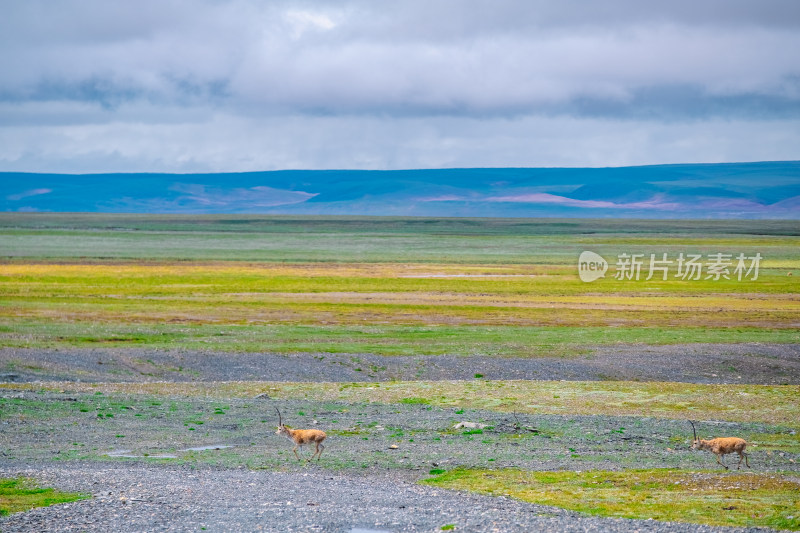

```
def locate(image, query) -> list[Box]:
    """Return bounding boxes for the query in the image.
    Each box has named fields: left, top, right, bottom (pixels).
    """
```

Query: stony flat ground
left=2, top=343, right=798, bottom=385
left=0, top=463, right=778, bottom=533
left=2, top=344, right=798, bottom=532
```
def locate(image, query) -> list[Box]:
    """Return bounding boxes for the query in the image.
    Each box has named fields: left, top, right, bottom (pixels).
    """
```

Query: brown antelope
left=689, top=421, right=749, bottom=470
left=275, top=407, right=327, bottom=462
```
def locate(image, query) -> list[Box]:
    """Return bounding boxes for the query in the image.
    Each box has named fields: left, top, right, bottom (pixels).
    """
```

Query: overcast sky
left=1, top=0, right=799, bottom=173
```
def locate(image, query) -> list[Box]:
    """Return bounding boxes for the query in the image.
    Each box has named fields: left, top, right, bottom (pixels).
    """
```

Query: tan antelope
left=689, top=421, right=750, bottom=470
left=275, top=407, right=327, bottom=462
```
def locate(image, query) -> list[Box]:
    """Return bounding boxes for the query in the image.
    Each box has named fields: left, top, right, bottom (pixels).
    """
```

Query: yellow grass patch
left=2, top=262, right=798, bottom=328
left=424, top=469, right=800, bottom=530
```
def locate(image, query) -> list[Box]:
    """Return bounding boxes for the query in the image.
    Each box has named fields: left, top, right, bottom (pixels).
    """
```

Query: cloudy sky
left=1, top=0, right=799, bottom=173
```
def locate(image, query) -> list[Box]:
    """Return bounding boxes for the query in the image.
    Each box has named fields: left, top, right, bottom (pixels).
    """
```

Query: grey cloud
left=567, top=83, right=800, bottom=120
left=0, top=76, right=229, bottom=111
left=2, top=1, right=799, bottom=119
left=278, top=1, right=800, bottom=44
left=1, top=1, right=800, bottom=172
left=2, top=113, right=799, bottom=174
left=226, top=24, right=800, bottom=120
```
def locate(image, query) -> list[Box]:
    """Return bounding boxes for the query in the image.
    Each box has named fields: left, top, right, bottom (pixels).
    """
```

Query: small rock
left=453, top=422, right=487, bottom=429
left=389, top=444, right=399, bottom=449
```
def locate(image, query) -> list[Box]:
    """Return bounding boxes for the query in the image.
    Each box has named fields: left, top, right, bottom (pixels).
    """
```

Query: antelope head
left=275, top=407, right=290, bottom=437
left=689, top=420, right=702, bottom=449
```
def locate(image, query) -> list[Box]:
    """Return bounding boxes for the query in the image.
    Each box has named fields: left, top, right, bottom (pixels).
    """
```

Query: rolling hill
left=2, top=161, right=799, bottom=218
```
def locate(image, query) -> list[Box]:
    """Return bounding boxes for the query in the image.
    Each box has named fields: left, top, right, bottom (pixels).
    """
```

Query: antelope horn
left=689, top=420, right=697, bottom=441
left=275, top=407, right=283, bottom=427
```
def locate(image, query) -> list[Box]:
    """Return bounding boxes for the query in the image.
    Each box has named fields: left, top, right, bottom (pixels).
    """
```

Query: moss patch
left=0, top=478, right=89, bottom=516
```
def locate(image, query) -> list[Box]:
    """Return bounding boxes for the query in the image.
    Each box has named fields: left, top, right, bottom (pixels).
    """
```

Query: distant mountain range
left=2, top=161, right=799, bottom=218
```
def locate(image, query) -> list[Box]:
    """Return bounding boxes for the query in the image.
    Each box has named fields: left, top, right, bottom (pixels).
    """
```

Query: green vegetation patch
left=5, top=380, right=799, bottom=427
left=0, top=478, right=89, bottom=516
left=748, top=431, right=800, bottom=453
left=1, top=320, right=797, bottom=357
left=423, top=468, right=800, bottom=530
left=2, top=214, right=799, bottom=264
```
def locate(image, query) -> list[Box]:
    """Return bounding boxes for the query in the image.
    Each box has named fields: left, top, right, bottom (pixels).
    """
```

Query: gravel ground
left=2, top=343, right=799, bottom=384
left=2, top=345, right=798, bottom=532
left=0, top=462, right=780, bottom=533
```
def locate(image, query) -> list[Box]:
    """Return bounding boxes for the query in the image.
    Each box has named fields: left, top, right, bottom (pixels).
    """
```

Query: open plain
left=1, top=215, right=798, bottom=532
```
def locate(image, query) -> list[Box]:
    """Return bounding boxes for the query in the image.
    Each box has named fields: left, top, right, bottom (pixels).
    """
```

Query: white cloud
left=285, top=9, right=338, bottom=39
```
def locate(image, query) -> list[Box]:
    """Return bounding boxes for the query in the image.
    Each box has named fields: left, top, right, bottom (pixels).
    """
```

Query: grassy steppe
left=0, top=215, right=800, bottom=356
left=2, top=214, right=799, bottom=530
left=1, top=263, right=798, bottom=353
left=1, top=215, right=797, bottom=352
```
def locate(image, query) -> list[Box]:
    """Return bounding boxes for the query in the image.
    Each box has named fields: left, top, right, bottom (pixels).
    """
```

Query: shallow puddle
left=104, top=450, right=178, bottom=459
left=179, top=445, right=234, bottom=452
left=104, top=444, right=234, bottom=458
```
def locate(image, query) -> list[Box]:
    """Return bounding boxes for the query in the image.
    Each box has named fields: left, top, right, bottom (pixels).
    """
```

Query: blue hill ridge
left=2, top=162, right=799, bottom=218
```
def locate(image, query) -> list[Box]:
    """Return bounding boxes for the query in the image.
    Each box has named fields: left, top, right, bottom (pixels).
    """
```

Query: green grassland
left=0, top=478, right=88, bottom=516
left=2, top=321, right=797, bottom=356
left=3, top=213, right=797, bottom=235
left=1, top=214, right=799, bottom=263
left=5, top=380, right=798, bottom=427
left=424, top=469, right=800, bottom=531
